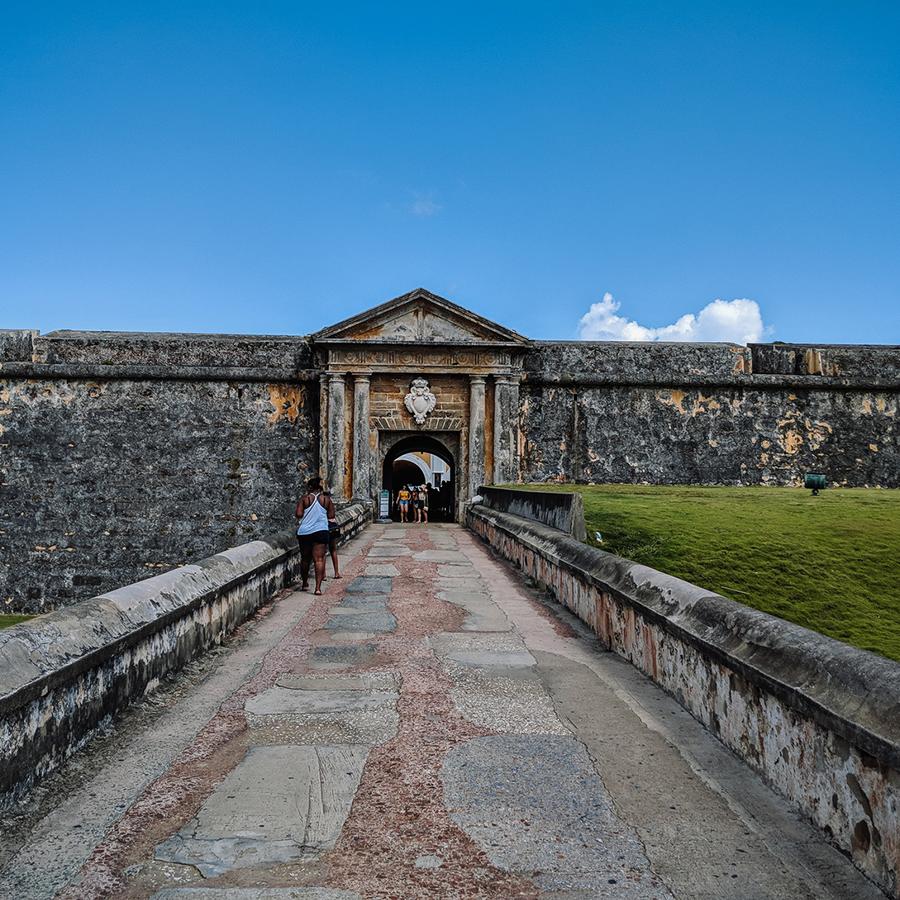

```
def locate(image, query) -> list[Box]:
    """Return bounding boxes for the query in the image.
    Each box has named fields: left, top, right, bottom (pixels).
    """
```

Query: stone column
left=318, top=373, right=329, bottom=479
left=468, top=375, right=486, bottom=500
left=352, top=374, right=371, bottom=501
left=326, top=373, right=346, bottom=498
left=492, top=374, right=519, bottom=484
left=507, top=375, right=521, bottom=482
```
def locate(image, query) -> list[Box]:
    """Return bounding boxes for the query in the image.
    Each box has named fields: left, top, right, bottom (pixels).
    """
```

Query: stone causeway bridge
left=1, top=291, right=898, bottom=898
left=0, top=488, right=897, bottom=900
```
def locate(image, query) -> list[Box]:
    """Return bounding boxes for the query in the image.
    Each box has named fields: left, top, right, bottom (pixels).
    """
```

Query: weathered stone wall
left=0, top=502, right=370, bottom=808
left=467, top=497, right=900, bottom=897
left=520, top=342, right=899, bottom=486
left=1, top=331, right=319, bottom=612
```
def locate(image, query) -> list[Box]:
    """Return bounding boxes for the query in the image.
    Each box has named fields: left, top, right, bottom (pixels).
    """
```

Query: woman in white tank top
left=295, top=476, right=335, bottom=595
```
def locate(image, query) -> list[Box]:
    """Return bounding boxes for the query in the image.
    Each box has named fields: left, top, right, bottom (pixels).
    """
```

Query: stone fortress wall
left=0, top=329, right=320, bottom=612
left=1, top=314, right=897, bottom=612
left=521, top=341, right=899, bottom=486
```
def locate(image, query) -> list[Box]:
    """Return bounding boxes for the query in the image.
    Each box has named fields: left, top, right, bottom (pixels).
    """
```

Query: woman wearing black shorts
left=295, top=476, right=334, bottom=595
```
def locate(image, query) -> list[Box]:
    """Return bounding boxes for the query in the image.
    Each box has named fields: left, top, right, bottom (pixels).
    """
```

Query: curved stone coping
left=0, top=502, right=370, bottom=720
left=0, top=532, right=291, bottom=717
left=468, top=504, right=900, bottom=770
left=476, top=487, right=586, bottom=542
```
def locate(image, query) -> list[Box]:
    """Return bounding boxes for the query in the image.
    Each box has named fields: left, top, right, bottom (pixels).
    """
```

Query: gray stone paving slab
left=445, top=648, right=536, bottom=668
left=245, top=685, right=397, bottom=716
left=437, top=587, right=490, bottom=602
left=329, top=630, right=379, bottom=642
left=344, top=576, right=392, bottom=594
left=308, top=644, right=377, bottom=666
left=437, top=564, right=476, bottom=577
left=325, top=611, right=396, bottom=633
left=155, top=745, right=368, bottom=878
left=449, top=673, right=567, bottom=735
left=275, top=673, right=397, bottom=692
left=152, top=889, right=360, bottom=899
left=442, top=735, right=672, bottom=897
left=435, top=589, right=510, bottom=633
left=364, top=563, right=400, bottom=576
left=337, top=595, right=388, bottom=610
left=429, top=630, right=532, bottom=660
left=246, top=710, right=398, bottom=746
left=412, top=549, right=468, bottom=562
left=366, top=545, right=412, bottom=558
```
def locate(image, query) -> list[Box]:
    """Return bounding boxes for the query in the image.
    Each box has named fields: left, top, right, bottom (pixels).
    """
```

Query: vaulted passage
left=382, top=433, right=456, bottom=522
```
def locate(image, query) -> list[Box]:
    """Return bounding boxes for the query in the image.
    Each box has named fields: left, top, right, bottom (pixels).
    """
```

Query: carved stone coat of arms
left=404, top=377, right=437, bottom=425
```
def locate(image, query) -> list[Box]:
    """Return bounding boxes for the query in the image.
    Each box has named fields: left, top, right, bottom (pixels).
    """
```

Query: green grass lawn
left=0, top=614, right=36, bottom=629
left=512, top=484, right=900, bottom=662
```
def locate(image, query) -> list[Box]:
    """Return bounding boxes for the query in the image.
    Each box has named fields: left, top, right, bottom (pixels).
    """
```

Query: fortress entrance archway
left=311, top=288, right=529, bottom=514
left=381, top=433, right=457, bottom=522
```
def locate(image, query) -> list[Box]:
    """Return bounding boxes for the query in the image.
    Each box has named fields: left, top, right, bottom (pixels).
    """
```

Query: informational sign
left=379, top=490, right=391, bottom=520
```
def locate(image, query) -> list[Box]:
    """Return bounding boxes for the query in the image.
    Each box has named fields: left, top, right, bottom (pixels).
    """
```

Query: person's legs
left=312, top=542, right=327, bottom=594
left=330, top=538, right=341, bottom=577
left=299, top=538, right=312, bottom=590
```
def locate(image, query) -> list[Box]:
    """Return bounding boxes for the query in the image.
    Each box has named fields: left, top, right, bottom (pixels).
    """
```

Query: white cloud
left=577, top=293, right=769, bottom=344
left=409, top=192, right=442, bottom=217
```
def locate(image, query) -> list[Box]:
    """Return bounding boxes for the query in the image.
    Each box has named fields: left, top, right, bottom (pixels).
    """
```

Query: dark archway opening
left=382, top=434, right=456, bottom=522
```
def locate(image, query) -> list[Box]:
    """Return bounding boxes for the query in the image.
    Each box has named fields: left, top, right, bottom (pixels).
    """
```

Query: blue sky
left=1, top=1, right=898, bottom=343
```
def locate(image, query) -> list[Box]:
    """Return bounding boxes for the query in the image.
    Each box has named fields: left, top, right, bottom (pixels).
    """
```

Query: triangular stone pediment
left=313, top=288, right=529, bottom=346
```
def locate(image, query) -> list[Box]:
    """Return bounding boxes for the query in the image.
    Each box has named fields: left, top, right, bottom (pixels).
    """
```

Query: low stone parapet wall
left=467, top=500, right=900, bottom=897
left=478, top=485, right=587, bottom=541
left=0, top=501, right=371, bottom=808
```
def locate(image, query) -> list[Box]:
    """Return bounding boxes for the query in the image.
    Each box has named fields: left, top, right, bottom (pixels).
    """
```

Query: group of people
left=295, top=476, right=341, bottom=596
left=395, top=484, right=430, bottom=523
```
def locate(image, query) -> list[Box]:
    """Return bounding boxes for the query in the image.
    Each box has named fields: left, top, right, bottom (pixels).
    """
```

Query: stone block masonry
left=467, top=495, right=900, bottom=897
left=1, top=330, right=320, bottom=612
left=521, top=341, right=899, bottom=487
left=0, top=501, right=370, bottom=809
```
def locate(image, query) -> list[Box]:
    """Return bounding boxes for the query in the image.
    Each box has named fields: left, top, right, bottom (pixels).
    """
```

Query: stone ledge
left=0, top=361, right=320, bottom=383
left=0, top=501, right=371, bottom=807
left=524, top=371, right=900, bottom=390
left=467, top=502, right=900, bottom=895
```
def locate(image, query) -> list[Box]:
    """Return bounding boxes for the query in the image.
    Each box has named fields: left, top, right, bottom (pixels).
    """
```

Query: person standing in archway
left=295, top=476, right=333, bottom=595
left=397, top=484, right=411, bottom=523
left=418, top=484, right=429, bottom=524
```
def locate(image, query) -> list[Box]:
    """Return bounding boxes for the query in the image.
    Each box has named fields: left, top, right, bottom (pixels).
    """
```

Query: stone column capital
left=328, top=372, right=347, bottom=384
left=469, top=375, right=487, bottom=385
left=352, top=373, right=372, bottom=384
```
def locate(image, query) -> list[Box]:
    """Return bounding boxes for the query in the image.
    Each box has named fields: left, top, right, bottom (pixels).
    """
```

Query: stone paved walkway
left=0, top=525, right=883, bottom=899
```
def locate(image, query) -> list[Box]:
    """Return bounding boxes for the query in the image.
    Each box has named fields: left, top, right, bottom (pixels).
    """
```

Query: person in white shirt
left=295, top=476, right=335, bottom=595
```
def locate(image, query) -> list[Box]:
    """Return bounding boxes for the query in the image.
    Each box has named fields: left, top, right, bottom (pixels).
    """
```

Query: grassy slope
left=513, top=485, right=900, bottom=662
left=0, top=614, right=36, bottom=629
